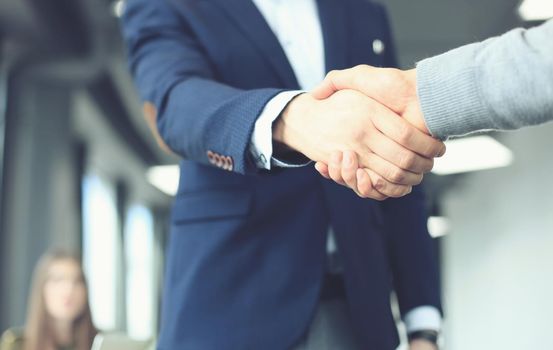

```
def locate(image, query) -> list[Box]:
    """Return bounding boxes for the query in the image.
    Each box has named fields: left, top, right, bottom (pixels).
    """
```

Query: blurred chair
left=91, top=333, right=152, bottom=350
left=0, top=328, right=23, bottom=350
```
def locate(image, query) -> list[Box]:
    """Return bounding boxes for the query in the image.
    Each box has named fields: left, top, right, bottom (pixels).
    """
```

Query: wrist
left=272, top=93, right=315, bottom=152
left=402, top=69, right=429, bottom=134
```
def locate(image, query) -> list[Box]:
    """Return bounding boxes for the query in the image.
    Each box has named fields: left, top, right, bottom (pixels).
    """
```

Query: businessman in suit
left=122, top=0, right=443, bottom=349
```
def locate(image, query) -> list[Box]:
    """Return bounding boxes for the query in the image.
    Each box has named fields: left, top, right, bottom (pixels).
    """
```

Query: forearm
left=417, top=19, right=553, bottom=139
left=122, top=0, right=285, bottom=174
left=156, top=77, right=284, bottom=173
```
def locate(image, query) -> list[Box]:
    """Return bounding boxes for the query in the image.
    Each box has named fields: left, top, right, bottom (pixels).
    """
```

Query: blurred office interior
left=0, top=0, right=551, bottom=349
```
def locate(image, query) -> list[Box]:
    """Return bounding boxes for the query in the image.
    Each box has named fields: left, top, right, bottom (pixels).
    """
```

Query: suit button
left=372, top=39, right=385, bottom=55
left=227, top=157, right=234, bottom=171
left=221, top=156, right=228, bottom=170
left=223, top=156, right=233, bottom=171
left=207, top=150, right=216, bottom=164
left=214, top=154, right=224, bottom=168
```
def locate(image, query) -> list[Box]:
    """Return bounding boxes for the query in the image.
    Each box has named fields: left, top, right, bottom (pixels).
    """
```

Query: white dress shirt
left=249, top=0, right=322, bottom=169
left=249, top=0, right=441, bottom=334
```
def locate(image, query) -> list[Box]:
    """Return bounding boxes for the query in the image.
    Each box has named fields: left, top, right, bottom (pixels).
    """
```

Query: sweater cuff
left=416, top=46, right=494, bottom=139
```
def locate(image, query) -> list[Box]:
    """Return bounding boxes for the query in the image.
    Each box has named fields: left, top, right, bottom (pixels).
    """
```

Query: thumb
left=311, top=66, right=370, bottom=99
left=311, top=76, right=339, bottom=100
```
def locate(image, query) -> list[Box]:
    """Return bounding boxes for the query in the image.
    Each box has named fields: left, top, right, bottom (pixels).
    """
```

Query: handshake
left=273, top=65, right=446, bottom=201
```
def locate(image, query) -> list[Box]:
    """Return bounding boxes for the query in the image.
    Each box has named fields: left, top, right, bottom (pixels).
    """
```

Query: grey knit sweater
left=417, top=19, right=553, bottom=139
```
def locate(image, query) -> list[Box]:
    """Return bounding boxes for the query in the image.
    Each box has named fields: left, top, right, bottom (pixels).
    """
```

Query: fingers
left=362, top=168, right=412, bottom=198
left=372, top=111, right=446, bottom=159
left=314, top=162, right=330, bottom=179
left=328, top=151, right=346, bottom=186
left=364, top=130, right=435, bottom=174
left=311, top=71, right=339, bottom=100
left=356, top=152, right=423, bottom=186
left=317, top=150, right=413, bottom=200
left=317, top=151, right=362, bottom=197
left=356, top=169, right=388, bottom=201
left=340, top=151, right=359, bottom=193
left=311, top=69, right=350, bottom=100
left=327, top=150, right=363, bottom=197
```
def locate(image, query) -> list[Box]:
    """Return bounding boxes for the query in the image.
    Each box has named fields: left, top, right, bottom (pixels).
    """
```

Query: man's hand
left=311, top=65, right=428, bottom=134
left=409, top=339, right=439, bottom=350
left=310, top=65, right=446, bottom=197
left=314, top=150, right=394, bottom=199
left=272, top=90, right=445, bottom=200
left=143, top=102, right=176, bottom=156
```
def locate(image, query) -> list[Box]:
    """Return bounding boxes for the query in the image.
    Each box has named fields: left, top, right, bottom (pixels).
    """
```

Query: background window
left=124, top=204, right=155, bottom=340
left=82, top=175, right=121, bottom=331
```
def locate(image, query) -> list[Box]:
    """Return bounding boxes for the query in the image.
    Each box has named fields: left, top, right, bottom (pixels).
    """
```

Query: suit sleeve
left=121, top=0, right=285, bottom=174
left=417, top=19, right=553, bottom=139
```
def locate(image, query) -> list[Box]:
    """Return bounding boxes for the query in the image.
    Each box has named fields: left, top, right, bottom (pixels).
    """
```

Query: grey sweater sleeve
left=417, top=19, right=553, bottom=139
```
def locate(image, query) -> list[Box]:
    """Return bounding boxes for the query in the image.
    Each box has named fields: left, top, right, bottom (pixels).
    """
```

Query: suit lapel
left=317, top=0, right=351, bottom=72
left=212, top=0, right=299, bottom=88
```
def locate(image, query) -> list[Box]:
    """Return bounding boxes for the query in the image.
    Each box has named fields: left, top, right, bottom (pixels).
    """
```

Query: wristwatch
left=408, top=329, right=439, bottom=345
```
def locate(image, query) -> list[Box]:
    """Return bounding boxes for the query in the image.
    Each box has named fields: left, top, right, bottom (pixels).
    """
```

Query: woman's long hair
left=24, top=249, right=97, bottom=350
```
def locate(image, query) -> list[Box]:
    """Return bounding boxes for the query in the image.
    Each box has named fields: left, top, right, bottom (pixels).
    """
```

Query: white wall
left=441, top=123, right=553, bottom=349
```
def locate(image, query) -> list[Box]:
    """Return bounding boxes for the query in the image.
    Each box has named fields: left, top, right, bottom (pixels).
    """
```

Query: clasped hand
left=273, top=65, right=445, bottom=200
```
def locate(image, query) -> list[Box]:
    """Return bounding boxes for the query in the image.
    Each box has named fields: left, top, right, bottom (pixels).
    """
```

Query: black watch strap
left=408, top=330, right=439, bottom=344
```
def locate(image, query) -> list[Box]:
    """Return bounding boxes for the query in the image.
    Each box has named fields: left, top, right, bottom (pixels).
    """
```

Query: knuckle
left=372, top=176, right=386, bottom=191
left=343, top=172, right=356, bottom=184
left=391, top=69, right=406, bottom=86
left=388, top=167, right=406, bottom=184
left=392, top=185, right=412, bottom=198
left=352, top=64, right=367, bottom=74
left=425, top=142, right=441, bottom=158
left=399, top=152, right=417, bottom=170
left=396, top=123, right=414, bottom=144
left=424, top=158, right=435, bottom=172
left=326, top=70, right=339, bottom=80
left=352, top=129, right=368, bottom=144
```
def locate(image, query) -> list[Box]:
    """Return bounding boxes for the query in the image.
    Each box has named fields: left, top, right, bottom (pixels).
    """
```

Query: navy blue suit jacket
left=122, top=0, right=442, bottom=349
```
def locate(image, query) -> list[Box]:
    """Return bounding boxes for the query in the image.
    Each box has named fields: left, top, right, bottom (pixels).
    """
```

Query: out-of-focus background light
left=432, top=136, right=514, bottom=175
left=427, top=216, right=451, bottom=238
left=147, top=165, right=179, bottom=196
left=112, top=0, right=126, bottom=18
left=518, top=0, right=553, bottom=21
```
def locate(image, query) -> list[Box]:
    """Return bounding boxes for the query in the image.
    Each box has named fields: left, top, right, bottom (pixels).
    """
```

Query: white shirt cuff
left=403, top=306, right=442, bottom=334
left=249, top=90, right=304, bottom=170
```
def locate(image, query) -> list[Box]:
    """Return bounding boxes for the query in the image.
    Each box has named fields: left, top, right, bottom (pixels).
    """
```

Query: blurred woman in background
left=0, top=250, right=97, bottom=350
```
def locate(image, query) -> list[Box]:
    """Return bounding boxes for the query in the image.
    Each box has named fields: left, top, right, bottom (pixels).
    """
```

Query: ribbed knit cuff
left=416, top=47, right=494, bottom=139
